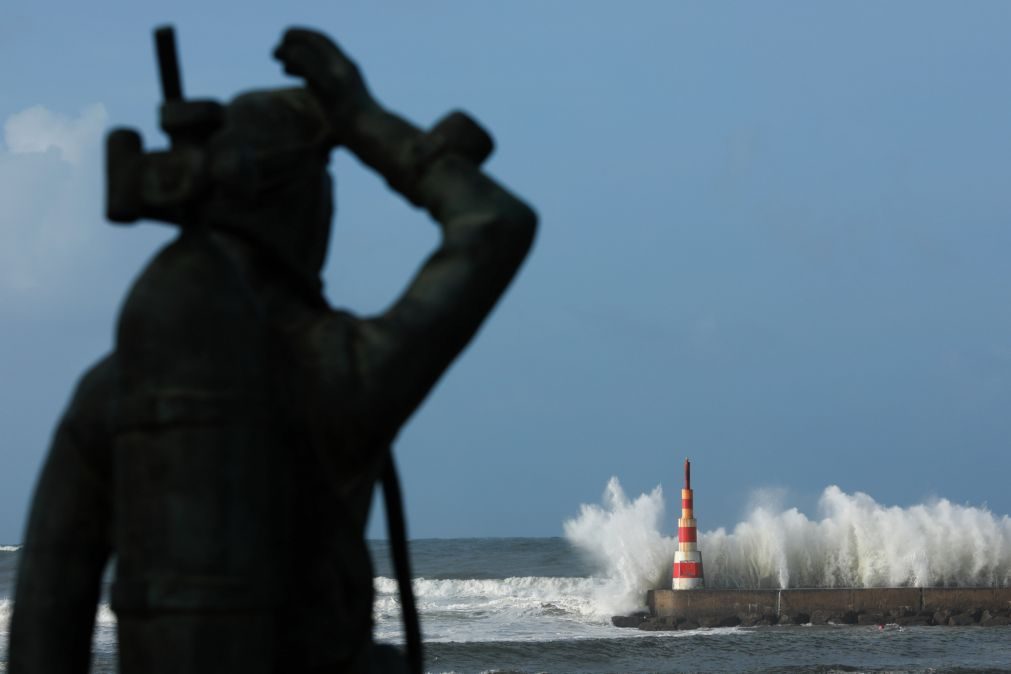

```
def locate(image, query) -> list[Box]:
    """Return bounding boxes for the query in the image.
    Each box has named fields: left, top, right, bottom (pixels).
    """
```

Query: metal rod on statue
left=154, top=26, right=183, bottom=101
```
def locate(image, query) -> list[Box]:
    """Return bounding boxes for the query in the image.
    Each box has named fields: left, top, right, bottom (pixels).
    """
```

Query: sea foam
left=0, top=598, right=10, bottom=632
left=372, top=575, right=666, bottom=643
left=0, top=599, right=117, bottom=635
left=564, top=478, right=1011, bottom=615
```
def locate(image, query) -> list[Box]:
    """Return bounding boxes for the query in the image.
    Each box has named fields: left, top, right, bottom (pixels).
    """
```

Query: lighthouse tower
left=672, top=458, right=704, bottom=589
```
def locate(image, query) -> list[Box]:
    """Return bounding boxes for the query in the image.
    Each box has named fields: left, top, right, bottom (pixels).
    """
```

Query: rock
left=638, top=616, right=678, bottom=631
left=738, top=612, right=778, bottom=627
left=857, top=612, right=885, bottom=625
left=810, top=610, right=831, bottom=625
left=777, top=614, right=794, bottom=625
left=948, top=611, right=976, bottom=626
left=981, top=614, right=1011, bottom=627
left=841, top=610, right=860, bottom=625
left=676, top=619, right=699, bottom=631
left=894, top=615, right=931, bottom=626
left=932, top=610, right=951, bottom=626
left=700, top=615, right=741, bottom=628
left=611, top=613, right=648, bottom=628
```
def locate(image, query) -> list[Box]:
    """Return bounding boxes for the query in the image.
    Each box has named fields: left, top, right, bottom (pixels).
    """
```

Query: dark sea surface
left=2, top=539, right=1010, bottom=673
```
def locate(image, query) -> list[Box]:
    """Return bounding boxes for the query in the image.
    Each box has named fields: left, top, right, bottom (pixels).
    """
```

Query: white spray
left=564, top=478, right=1011, bottom=615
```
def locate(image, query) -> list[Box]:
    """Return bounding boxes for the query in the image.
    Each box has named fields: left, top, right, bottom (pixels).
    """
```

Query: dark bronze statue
left=10, top=27, right=536, bottom=672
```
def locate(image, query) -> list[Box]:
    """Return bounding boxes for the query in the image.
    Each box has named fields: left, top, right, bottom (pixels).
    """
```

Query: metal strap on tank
left=382, top=450, right=423, bottom=674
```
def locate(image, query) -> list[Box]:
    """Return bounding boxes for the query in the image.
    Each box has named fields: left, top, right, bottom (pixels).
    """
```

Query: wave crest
left=564, top=479, right=1011, bottom=613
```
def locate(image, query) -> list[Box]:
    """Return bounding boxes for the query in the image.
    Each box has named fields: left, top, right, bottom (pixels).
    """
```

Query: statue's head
left=207, top=88, right=336, bottom=284
left=107, top=87, right=336, bottom=294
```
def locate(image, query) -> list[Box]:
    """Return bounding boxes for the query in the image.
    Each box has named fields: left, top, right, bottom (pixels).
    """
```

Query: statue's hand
left=273, top=28, right=373, bottom=134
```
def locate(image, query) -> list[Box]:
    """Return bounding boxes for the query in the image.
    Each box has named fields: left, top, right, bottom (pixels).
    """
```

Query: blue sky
left=3, top=2, right=1011, bottom=542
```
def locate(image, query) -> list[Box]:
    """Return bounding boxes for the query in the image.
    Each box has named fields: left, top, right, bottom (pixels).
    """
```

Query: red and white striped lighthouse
left=672, top=457, right=704, bottom=589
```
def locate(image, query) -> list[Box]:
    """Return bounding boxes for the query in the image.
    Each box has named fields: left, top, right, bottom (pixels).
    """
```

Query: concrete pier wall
left=778, top=588, right=921, bottom=616
left=648, top=589, right=777, bottom=620
left=921, top=587, right=1011, bottom=612
left=626, top=587, right=1011, bottom=630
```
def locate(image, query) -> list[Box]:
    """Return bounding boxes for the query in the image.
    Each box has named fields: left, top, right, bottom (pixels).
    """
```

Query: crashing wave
left=564, top=478, right=1011, bottom=614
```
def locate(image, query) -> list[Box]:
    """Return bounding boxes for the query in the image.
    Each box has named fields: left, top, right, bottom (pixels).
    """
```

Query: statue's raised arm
left=275, top=28, right=538, bottom=434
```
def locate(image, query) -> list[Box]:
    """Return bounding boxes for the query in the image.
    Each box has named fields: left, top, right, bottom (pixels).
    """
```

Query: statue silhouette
left=10, top=27, right=536, bottom=673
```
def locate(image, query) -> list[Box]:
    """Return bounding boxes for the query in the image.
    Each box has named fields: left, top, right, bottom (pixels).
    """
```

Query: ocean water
left=2, top=483, right=1011, bottom=673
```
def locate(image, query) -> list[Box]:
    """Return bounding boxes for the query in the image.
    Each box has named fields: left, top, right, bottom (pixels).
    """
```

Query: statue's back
left=112, top=232, right=287, bottom=671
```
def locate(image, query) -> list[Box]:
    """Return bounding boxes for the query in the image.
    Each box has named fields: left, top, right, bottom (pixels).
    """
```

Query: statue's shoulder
left=115, top=231, right=269, bottom=378
left=75, top=354, right=116, bottom=398
left=57, top=354, right=117, bottom=452
left=121, top=232, right=257, bottom=317
left=119, top=232, right=267, bottom=330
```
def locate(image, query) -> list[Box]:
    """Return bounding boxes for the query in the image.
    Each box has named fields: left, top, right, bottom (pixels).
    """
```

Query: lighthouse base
left=673, top=576, right=704, bottom=590
left=672, top=550, right=704, bottom=590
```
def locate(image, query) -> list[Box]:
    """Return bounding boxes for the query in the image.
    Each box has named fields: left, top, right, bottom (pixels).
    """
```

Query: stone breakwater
left=612, top=588, right=1011, bottom=631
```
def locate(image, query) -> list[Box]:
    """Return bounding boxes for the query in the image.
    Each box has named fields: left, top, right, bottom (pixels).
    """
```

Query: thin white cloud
left=4, top=103, right=107, bottom=165
left=0, top=104, right=107, bottom=300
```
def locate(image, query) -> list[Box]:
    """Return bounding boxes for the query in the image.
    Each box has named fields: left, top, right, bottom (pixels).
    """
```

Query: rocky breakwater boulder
left=614, top=604, right=1011, bottom=631
left=979, top=609, right=1011, bottom=627
left=934, top=607, right=1011, bottom=627
left=629, top=614, right=743, bottom=631
left=610, top=612, right=650, bottom=628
